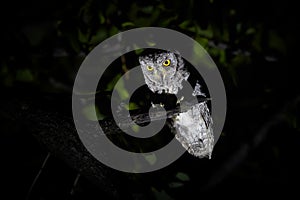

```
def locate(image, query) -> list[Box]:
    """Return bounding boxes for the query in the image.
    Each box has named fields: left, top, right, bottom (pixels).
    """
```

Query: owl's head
left=139, top=51, right=189, bottom=94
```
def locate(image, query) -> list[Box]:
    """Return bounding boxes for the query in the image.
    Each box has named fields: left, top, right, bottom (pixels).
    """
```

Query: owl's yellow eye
left=163, top=59, right=171, bottom=66
left=147, top=66, right=154, bottom=71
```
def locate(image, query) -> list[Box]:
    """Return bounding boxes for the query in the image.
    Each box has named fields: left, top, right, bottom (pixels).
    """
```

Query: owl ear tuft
left=138, top=56, right=144, bottom=65
left=174, top=52, right=184, bottom=67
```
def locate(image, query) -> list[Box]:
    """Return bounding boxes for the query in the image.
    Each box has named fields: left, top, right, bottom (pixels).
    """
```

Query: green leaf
left=229, top=9, right=236, bottom=16
left=245, top=28, right=256, bottom=35
left=144, top=153, right=157, bottom=165
left=251, top=25, right=263, bottom=52
left=82, top=105, right=105, bottom=121
left=158, top=15, right=178, bottom=27
left=222, top=26, right=230, bottom=42
left=196, top=24, right=214, bottom=38
left=106, top=74, right=121, bottom=91
left=90, top=29, right=107, bottom=44
left=236, top=23, right=242, bottom=33
left=124, top=102, right=139, bottom=110
left=268, top=31, right=286, bottom=54
left=179, top=20, right=191, bottom=30
left=106, top=74, right=129, bottom=100
left=131, top=124, right=140, bottom=133
left=141, top=6, right=154, bottom=14
left=175, top=172, right=190, bottom=181
left=208, top=47, right=219, bottom=57
left=67, top=32, right=81, bottom=53
left=135, top=47, right=144, bottom=55
left=146, top=41, right=156, bottom=47
left=168, top=182, right=184, bottom=188
left=116, top=85, right=130, bottom=101
left=16, top=69, right=34, bottom=82
left=151, top=187, right=173, bottom=200
left=192, top=42, right=215, bottom=69
left=219, top=49, right=226, bottom=65
left=99, top=13, right=105, bottom=24
left=109, top=26, right=119, bottom=36
left=122, top=22, right=135, bottom=28
left=195, top=36, right=209, bottom=48
left=78, top=29, right=89, bottom=43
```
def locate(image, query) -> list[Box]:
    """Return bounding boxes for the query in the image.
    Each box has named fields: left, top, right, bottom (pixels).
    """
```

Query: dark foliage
left=1, top=0, right=299, bottom=199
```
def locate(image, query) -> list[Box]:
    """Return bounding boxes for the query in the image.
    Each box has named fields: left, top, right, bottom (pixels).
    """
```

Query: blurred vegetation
left=1, top=0, right=298, bottom=91
left=1, top=0, right=299, bottom=199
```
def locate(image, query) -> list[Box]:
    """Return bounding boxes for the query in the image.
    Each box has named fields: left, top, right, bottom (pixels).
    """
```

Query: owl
left=139, top=51, right=189, bottom=94
left=139, top=51, right=214, bottom=159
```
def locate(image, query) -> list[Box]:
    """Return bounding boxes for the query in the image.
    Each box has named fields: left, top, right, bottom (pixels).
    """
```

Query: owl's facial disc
left=139, top=51, right=187, bottom=94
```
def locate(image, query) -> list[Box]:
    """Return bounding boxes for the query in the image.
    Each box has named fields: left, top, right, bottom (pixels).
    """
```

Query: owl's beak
left=153, top=69, right=167, bottom=83
left=161, top=70, right=167, bottom=80
left=154, top=71, right=161, bottom=78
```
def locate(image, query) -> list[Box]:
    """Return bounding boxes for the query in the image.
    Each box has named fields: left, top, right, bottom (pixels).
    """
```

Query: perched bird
left=139, top=50, right=214, bottom=158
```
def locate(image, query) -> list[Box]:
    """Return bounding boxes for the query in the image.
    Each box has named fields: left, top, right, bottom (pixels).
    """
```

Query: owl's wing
left=173, top=102, right=214, bottom=158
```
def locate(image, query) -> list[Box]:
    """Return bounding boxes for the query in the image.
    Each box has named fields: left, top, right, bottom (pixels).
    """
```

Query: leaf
left=268, top=31, right=286, bottom=54
left=236, top=23, right=242, bottom=33
left=78, top=29, right=89, bottom=44
left=141, top=6, right=154, bottom=14
left=135, top=47, right=144, bottom=55
left=122, top=22, right=135, bottom=28
left=124, top=102, right=139, bottom=110
left=158, top=15, right=178, bottom=27
left=67, top=32, right=81, bottom=53
left=82, top=105, right=105, bottom=121
left=146, top=41, right=156, bottom=47
left=179, top=20, right=192, bottom=30
left=90, top=28, right=107, bottom=44
left=151, top=187, right=174, bottom=200
left=251, top=25, right=263, bottom=52
left=222, top=26, right=230, bottom=42
left=195, top=36, right=209, bottom=48
left=16, top=69, right=34, bottom=82
left=175, top=172, right=190, bottom=181
left=192, top=42, right=215, bottom=69
left=219, top=49, right=226, bottom=65
left=245, top=28, right=256, bottom=35
left=109, top=26, right=119, bottom=36
left=196, top=24, right=214, bottom=38
left=116, top=85, right=130, bottom=101
left=99, top=13, right=105, bottom=24
left=131, top=124, right=140, bottom=133
left=168, top=182, right=184, bottom=188
left=229, top=9, right=236, bottom=16
left=144, top=153, right=157, bottom=165
left=106, top=74, right=129, bottom=100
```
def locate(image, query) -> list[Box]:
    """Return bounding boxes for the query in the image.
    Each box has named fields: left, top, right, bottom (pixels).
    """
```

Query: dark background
left=1, top=0, right=300, bottom=199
